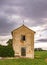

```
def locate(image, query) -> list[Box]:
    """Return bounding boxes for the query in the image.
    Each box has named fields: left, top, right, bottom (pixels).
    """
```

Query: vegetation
left=35, top=51, right=47, bottom=59
left=34, top=48, right=43, bottom=51
left=0, top=39, right=47, bottom=65
left=0, top=51, right=47, bottom=65
left=0, top=39, right=14, bottom=57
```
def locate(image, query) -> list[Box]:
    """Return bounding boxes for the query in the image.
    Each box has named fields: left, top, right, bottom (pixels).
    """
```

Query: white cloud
left=34, top=42, right=47, bottom=50
left=0, top=35, right=12, bottom=45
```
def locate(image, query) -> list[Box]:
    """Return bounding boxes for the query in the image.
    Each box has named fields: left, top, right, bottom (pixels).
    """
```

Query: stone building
left=11, top=25, right=35, bottom=59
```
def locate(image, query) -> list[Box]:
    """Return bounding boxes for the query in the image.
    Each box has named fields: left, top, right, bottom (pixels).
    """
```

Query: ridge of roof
left=11, top=24, right=36, bottom=35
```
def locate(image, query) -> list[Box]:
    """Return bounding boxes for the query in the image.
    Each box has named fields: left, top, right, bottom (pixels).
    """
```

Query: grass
left=0, top=51, right=47, bottom=65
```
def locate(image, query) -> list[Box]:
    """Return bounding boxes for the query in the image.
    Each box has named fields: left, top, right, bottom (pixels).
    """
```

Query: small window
left=21, top=35, right=25, bottom=41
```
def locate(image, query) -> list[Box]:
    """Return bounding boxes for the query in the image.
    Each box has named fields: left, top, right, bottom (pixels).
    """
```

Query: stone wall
left=12, top=25, right=35, bottom=59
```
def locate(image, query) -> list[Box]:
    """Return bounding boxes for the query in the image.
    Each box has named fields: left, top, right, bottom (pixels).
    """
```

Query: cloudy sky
left=0, top=0, right=47, bottom=49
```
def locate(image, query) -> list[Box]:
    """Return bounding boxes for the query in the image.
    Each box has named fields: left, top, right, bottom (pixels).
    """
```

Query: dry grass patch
left=45, top=58, right=47, bottom=63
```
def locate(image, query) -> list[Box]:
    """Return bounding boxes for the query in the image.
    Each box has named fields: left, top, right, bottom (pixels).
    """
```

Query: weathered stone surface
left=11, top=25, right=35, bottom=59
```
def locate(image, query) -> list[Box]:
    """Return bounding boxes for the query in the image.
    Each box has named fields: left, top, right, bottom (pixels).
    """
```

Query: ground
left=0, top=51, right=47, bottom=65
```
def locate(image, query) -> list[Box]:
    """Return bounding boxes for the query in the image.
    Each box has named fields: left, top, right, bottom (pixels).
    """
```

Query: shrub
left=0, top=39, right=14, bottom=57
left=34, top=48, right=43, bottom=51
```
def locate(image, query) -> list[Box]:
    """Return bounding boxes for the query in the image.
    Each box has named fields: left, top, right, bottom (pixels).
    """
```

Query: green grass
left=0, top=51, right=47, bottom=65
left=35, top=51, right=47, bottom=59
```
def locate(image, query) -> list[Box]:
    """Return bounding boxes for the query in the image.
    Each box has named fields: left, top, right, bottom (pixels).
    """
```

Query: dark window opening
left=21, top=35, right=25, bottom=41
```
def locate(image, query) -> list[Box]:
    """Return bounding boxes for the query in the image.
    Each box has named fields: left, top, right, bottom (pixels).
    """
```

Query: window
left=21, top=35, right=25, bottom=41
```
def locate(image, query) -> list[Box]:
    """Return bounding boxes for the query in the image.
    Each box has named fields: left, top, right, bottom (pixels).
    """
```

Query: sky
left=0, top=0, right=47, bottom=50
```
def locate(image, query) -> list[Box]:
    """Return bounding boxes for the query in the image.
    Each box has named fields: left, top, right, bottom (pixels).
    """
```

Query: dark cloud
left=37, top=39, right=47, bottom=42
left=0, top=15, right=17, bottom=35
left=0, top=0, right=47, bottom=35
left=25, top=19, right=45, bottom=27
left=0, top=0, right=47, bottom=19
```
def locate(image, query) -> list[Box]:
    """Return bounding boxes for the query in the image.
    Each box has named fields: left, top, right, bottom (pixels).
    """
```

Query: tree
left=0, top=39, right=14, bottom=57
left=6, top=39, right=14, bottom=57
left=34, top=48, right=43, bottom=51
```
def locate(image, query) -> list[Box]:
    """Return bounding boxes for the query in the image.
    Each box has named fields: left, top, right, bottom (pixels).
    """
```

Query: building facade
left=11, top=25, right=35, bottom=59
